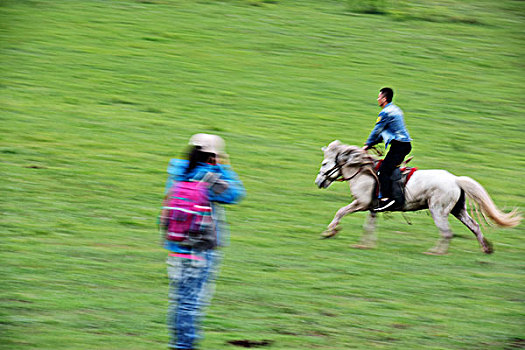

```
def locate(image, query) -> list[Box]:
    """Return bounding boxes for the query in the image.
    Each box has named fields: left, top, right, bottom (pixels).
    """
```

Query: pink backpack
left=161, top=181, right=216, bottom=250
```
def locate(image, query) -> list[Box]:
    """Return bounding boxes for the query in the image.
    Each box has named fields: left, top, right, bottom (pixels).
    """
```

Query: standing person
left=163, top=133, right=245, bottom=350
left=363, top=87, right=412, bottom=212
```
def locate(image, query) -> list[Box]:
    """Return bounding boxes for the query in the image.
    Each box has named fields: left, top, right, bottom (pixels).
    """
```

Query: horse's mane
left=332, top=142, right=376, bottom=166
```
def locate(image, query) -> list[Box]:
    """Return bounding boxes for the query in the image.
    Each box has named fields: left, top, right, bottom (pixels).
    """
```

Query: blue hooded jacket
left=163, top=159, right=245, bottom=253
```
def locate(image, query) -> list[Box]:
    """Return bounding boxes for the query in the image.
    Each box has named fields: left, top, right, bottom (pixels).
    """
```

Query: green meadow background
left=1, top=0, right=524, bottom=349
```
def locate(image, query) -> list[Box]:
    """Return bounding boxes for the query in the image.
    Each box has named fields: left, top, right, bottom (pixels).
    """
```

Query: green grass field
left=1, top=0, right=524, bottom=349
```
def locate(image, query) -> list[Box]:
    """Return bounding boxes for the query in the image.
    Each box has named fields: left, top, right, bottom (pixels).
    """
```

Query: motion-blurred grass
left=1, top=0, right=524, bottom=349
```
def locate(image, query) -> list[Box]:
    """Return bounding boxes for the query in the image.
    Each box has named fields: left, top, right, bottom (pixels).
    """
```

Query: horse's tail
left=456, top=176, right=521, bottom=227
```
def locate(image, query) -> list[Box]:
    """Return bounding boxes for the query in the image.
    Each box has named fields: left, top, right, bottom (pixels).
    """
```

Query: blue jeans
left=167, top=250, right=220, bottom=349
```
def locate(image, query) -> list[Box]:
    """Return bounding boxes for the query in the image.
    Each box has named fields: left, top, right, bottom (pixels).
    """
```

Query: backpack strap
left=197, top=172, right=228, bottom=194
left=199, top=172, right=218, bottom=188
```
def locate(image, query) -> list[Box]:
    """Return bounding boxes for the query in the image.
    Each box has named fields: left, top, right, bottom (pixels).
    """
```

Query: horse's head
left=315, top=140, right=370, bottom=189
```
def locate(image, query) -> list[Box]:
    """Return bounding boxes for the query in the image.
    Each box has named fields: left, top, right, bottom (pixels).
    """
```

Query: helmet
left=188, top=133, right=225, bottom=156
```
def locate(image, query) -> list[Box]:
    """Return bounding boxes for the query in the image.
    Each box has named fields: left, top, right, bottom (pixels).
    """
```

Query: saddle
left=373, top=157, right=418, bottom=207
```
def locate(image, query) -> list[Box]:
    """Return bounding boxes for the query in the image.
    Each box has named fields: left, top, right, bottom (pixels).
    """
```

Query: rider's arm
left=364, top=111, right=390, bottom=147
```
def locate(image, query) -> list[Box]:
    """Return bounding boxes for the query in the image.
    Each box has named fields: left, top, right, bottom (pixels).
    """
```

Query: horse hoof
left=422, top=251, right=447, bottom=256
left=321, top=229, right=338, bottom=239
left=320, top=232, right=335, bottom=239
left=351, top=244, right=374, bottom=249
left=423, top=249, right=448, bottom=256
left=482, top=238, right=494, bottom=254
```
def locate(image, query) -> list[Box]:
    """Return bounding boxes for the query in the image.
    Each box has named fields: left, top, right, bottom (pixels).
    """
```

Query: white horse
left=314, top=140, right=521, bottom=255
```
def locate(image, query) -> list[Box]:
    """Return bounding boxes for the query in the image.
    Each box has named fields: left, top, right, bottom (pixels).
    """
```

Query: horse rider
left=362, top=87, right=412, bottom=212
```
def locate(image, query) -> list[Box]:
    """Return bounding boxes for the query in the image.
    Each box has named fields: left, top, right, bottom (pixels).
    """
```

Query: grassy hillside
left=1, top=1, right=524, bottom=349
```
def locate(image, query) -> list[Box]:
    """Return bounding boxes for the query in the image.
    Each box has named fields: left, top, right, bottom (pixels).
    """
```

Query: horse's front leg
left=321, top=200, right=366, bottom=239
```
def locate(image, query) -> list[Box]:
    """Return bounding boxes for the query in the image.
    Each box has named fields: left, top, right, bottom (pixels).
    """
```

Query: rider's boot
left=373, top=169, right=404, bottom=212
left=373, top=198, right=398, bottom=212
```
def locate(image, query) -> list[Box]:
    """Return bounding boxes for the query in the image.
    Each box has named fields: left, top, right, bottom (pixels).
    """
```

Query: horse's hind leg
left=453, top=207, right=493, bottom=254
left=352, top=212, right=377, bottom=249
left=426, top=208, right=454, bottom=255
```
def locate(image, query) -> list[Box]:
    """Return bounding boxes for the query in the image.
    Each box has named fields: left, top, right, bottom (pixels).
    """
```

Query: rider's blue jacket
left=365, top=103, right=411, bottom=148
left=163, top=159, right=245, bottom=253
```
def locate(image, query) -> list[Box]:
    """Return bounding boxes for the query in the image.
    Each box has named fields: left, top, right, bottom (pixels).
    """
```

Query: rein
left=339, top=167, right=363, bottom=181
left=321, top=151, right=379, bottom=185
left=322, top=164, right=341, bottom=180
left=319, top=152, right=343, bottom=182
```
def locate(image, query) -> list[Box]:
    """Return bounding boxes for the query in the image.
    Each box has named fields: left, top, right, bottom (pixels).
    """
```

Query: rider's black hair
left=380, top=87, right=394, bottom=103
left=184, top=145, right=215, bottom=177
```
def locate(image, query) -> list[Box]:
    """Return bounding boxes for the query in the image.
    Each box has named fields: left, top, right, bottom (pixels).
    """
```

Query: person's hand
left=362, top=145, right=370, bottom=151
left=368, top=146, right=383, bottom=156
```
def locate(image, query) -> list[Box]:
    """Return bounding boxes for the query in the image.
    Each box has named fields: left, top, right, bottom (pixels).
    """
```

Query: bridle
left=319, top=152, right=364, bottom=187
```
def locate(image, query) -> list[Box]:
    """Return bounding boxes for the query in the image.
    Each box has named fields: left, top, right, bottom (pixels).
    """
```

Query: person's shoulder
left=169, top=158, right=188, bottom=165
left=168, top=158, right=189, bottom=167
left=385, top=103, right=403, bottom=115
left=216, top=163, right=232, bottom=172
left=167, top=158, right=189, bottom=175
left=379, top=104, right=394, bottom=117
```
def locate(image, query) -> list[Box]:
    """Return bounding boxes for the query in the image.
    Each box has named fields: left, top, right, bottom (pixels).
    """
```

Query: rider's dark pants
left=378, top=140, right=412, bottom=199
